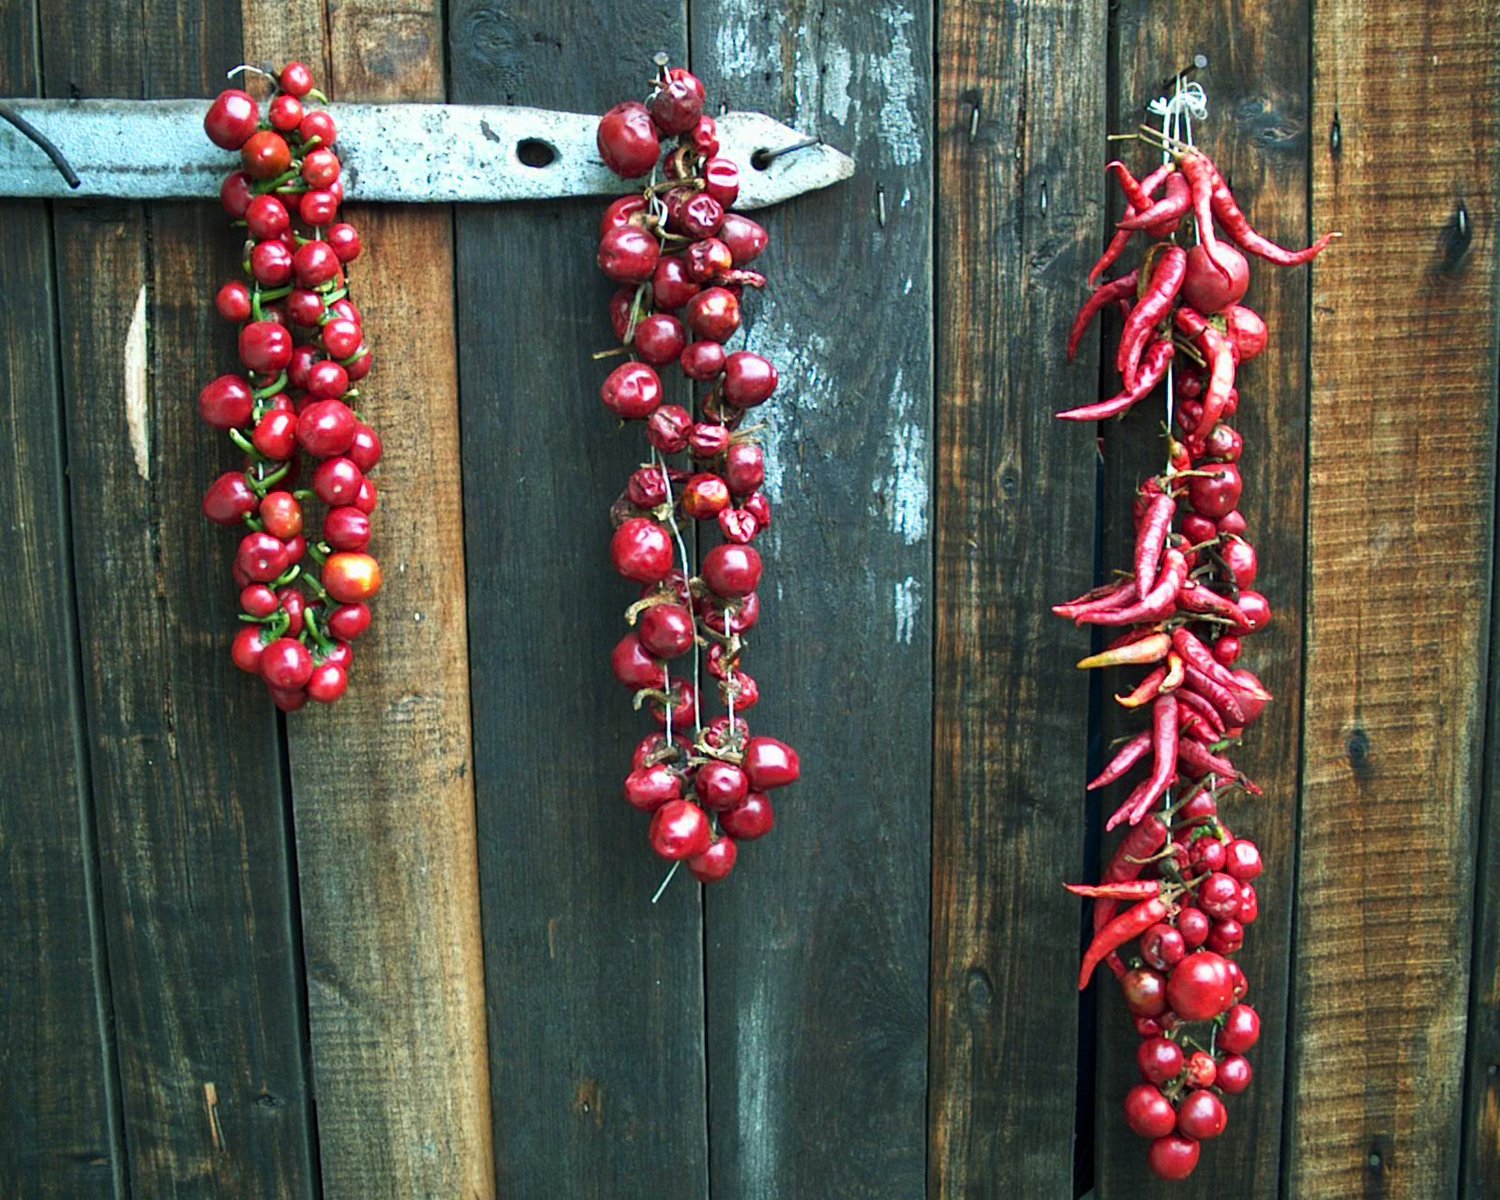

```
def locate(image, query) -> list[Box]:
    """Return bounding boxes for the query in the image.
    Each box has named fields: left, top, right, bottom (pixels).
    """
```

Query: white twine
left=1148, top=75, right=1211, bottom=818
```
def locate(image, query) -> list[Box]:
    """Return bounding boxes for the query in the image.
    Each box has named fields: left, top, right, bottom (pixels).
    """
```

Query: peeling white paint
left=883, top=423, right=929, bottom=544
left=823, top=46, right=854, bottom=125
left=894, top=575, right=921, bottom=644
left=715, top=23, right=758, bottom=80
left=902, top=276, right=914, bottom=295
left=124, top=285, right=149, bottom=480
left=875, top=7, right=923, bottom=166
left=870, top=367, right=929, bottom=545
left=744, top=313, right=830, bottom=509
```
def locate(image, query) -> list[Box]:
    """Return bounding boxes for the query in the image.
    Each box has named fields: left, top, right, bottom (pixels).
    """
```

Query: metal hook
left=0, top=103, right=80, bottom=188
left=1151, top=54, right=1208, bottom=108
left=751, top=136, right=820, bottom=170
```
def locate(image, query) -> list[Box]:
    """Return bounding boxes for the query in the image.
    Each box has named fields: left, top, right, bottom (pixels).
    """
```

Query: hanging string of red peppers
left=201, top=63, right=383, bottom=711
left=1058, top=96, right=1335, bottom=1180
left=594, top=59, right=800, bottom=886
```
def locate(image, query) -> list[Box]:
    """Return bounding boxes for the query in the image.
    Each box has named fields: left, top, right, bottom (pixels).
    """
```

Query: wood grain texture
left=448, top=4, right=709, bottom=1195
left=0, top=3, right=123, bottom=1194
left=689, top=4, right=933, bottom=1197
left=926, top=0, right=1103, bottom=1194
left=1289, top=1, right=1500, bottom=1194
left=1094, top=10, right=1313, bottom=1196
left=42, top=2, right=319, bottom=1195
left=240, top=3, right=496, bottom=1195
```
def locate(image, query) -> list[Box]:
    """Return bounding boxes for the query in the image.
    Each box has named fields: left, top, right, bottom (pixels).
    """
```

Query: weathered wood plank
left=1094, top=12, right=1313, bottom=1197
left=448, top=4, right=708, bottom=1194
left=688, top=5, right=933, bottom=1196
left=43, top=1, right=319, bottom=1194
left=927, top=0, right=1103, bottom=1194
left=0, top=2, right=122, bottom=1194
left=1469, top=536, right=1500, bottom=1192
left=239, top=4, right=497, bottom=1195
left=1289, top=1, right=1500, bottom=1194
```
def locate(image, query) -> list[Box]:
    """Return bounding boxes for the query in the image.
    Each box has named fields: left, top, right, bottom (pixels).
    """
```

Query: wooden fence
left=2, top=0, right=1497, bottom=1196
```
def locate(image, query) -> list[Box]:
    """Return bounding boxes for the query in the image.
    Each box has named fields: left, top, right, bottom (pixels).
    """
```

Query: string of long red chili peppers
left=1057, top=85, right=1336, bottom=1181
left=595, top=57, right=800, bottom=888
left=201, top=63, right=383, bottom=711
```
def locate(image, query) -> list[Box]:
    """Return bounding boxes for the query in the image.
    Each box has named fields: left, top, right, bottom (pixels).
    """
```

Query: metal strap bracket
left=0, top=99, right=854, bottom=209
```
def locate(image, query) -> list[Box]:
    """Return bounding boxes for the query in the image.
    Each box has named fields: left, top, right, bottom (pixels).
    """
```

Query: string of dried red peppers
left=201, top=63, right=382, bottom=711
left=1058, top=118, right=1335, bottom=1180
left=594, top=59, right=800, bottom=885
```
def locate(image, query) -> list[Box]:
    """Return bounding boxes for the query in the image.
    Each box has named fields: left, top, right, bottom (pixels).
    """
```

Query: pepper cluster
left=595, top=60, right=800, bottom=884
left=200, top=63, right=382, bottom=711
left=1057, top=130, right=1335, bottom=1180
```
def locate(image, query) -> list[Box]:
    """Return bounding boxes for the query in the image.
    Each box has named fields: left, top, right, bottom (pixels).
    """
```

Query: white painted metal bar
left=0, top=99, right=853, bottom=208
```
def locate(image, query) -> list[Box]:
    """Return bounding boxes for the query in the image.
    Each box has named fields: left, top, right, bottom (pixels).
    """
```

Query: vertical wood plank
left=1469, top=532, right=1500, bottom=1192
left=42, top=1, right=319, bottom=1194
left=1291, top=1, right=1500, bottom=1194
left=448, top=4, right=708, bottom=1195
left=927, top=0, right=1104, bottom=1195
left=1095, top=12, right=1312, bottom=1197
left=689, top=5, right=934, bottom=1196
left=240, top=3, right=496, bottom=1195
left=0, top=1, right=123, bottom=1194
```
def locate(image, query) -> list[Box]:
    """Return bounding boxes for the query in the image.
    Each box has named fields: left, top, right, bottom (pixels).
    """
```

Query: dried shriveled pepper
left=1056, top=338, right=1173, bottom=422
left=1134, top=491, right=1176, bottom=595
left=1209, top=164, right=1339, bottom=266
left=1088, top=730, right=1153, bottom=790
left=1118, top=246, right=1187, bottom=388
left=1106, top=694, right=1179, bottom=830
left=1068, top=270, right=1139, bottom=361
left=1077, top=632, right=1171, bottom=670
left=1077, top=548, right=1187, bottom=627
left=1066, top=879, right=1162, bottom=901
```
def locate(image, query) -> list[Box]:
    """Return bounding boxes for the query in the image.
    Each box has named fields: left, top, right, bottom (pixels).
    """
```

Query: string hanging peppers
left=202, top=63, right=381, bottom=711
left=1054, top=93, right=1335, bottom=1181
left=595, top=59, right=800, bottom=886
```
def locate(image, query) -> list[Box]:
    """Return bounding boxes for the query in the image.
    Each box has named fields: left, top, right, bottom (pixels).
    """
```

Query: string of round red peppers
left=1056, top=118, right=1337, bottom=1181
left=595, top=57, right=800, bottom=886
left=201, top=63, right=383, bottom=712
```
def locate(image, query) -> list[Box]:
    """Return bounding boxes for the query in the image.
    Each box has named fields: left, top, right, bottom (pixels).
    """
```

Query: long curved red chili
left=1106, top=694, right=1178, bottom=830
left=1076, top=548, right=1186, bottom=627
left=1209, top=164, right=1339, bottom=266
left=1091, top=814, right=1170, bottom=976
left=1055, top=338, right=1173, bottom=422
left=1174, top=683, right=1227, bottom=736
left=1173, top=627, right=1270, bottom=699
left=1134, top=491, right=1176, bottom=595
left=1178, top=151, right=1233, bottom=283
left=1066, top=879, right=1162, bottom=900
left=1177, top=580, right=1252, bottom=628
left=1116, top=665, right=1169, bottom=709
left=1079, top=895, right=1170, bottom=989
left=1191, top=326, right=1237, bottom=447
left=1117, top=246, right=1187, bottom=388
left=1076, top=632, right=1172, bottom=670
left=1118, top=173, right=1191, bottom=233
left=1068, top=270, right=1139, bottom=361
left=1181, top=663, right=1247, bottom=726
left=1089, top=730, right=1153, bottom=790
